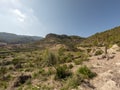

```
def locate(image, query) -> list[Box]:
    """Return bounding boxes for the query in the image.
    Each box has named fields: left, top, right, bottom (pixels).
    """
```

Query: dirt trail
left=81, top=51, right=120, bottom=90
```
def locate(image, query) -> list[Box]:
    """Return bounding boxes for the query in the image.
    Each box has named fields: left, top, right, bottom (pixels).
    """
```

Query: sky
left=0, top=0, right=120, bottom=37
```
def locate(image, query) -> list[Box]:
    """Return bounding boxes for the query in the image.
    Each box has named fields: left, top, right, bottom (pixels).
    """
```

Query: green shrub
left=43, top=50, right=57, bottom=67
left=0, top=67, right=7, bottom=75
left=55, top=65, right=72, bottom=79
left=57, top=55, right=66, bottom=64
left=65, top=53, right=73, bottom=63
left=61, top=74, right=82, bottom=90
left=12, top=58, right=24, bottom=69
left=58, top=47, right=65, bottom=56
left=68, top=64, right=73, bottom=69
left=39, top=68, right=45, bottom=74
left=46, top=68, right=55, bottom=76
left=86, top=48, right=92, bottom=53
left=74, top=53, right=89, bottom=65
left=78, top=65, right=97, bottom=79
left=74, top=59, right=83, bottom=65
left=58, top=53, right=73, bottom=64
left=94, top=49, right=103, bottom=56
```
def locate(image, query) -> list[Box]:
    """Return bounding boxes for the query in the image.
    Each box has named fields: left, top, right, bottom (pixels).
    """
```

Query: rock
left=97, top=55, right=106, bottom=60
left=100, top=80, right=118, bottom=90
left=108, top=44, right=120, bottom=53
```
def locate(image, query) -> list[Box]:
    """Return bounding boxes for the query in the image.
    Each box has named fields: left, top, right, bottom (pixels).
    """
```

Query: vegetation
left=82, top=26, right=120, bottom=46
left=94, top=49, right=104, bottom=56
left=55, top=65, right=72, bottom=79
left=77, top=65, right=97, bottom=79
left=43, top=49, right=58, bottom=67
left=61, top=74, right=82, bottom=90
left=0, top=26, right=119, bottom=90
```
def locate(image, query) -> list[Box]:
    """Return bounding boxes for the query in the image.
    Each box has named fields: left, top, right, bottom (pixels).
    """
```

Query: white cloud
left=0, top=0, right=45, bottom=36
left=11, top=9, right=26, bottom=22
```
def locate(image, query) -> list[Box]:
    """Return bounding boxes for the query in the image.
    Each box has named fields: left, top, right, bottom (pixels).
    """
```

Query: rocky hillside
left=34, top=33, right=85, bottom=50
left=0, top=32, right=42, bottom=44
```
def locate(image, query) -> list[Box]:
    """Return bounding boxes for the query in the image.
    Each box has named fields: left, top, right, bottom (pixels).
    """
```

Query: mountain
left=34, top=26, right=120, bottom=49
left=34, top=33, right=85, bottom=50
left=0, top=32, right=42, bottom=44
left=82, top=26, right=120, bottom=46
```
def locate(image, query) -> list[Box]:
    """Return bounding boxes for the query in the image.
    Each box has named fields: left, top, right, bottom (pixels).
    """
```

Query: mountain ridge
left=0, top=32, right=42, bottom=44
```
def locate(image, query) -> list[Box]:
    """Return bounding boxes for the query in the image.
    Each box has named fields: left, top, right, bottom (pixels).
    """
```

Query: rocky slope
left=79, top=45, right=120, bottom=90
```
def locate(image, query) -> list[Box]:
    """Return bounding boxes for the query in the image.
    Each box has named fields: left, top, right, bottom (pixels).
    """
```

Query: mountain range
left=0, top=32, right=42, bottom=44
left=0, top=26, right=120, bottom=47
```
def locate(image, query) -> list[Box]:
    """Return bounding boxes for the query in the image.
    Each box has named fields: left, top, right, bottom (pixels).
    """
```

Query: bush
left=74, top=54, right=89, bottom=65
left=86, top=48, right=92, bottom=53
left=0, top=67, right=7, bottom=75
left=65, top=53, right=73, bottom=63
left=43, top=50, right=57, bottom=67
left=55, top=65, right=72, bottom=79
left=94, top=49, right=103, bottom=56
left=74, top=59, right=83, bottom=65
left=78, top=66, right=97, bottom=79
left=12, top=58, right=24, bottom=69
left=68, top=64, right=73, bottom=69
left=61, top=74, right=82, bottom=90
left=58, top=47, right=65, bottom=56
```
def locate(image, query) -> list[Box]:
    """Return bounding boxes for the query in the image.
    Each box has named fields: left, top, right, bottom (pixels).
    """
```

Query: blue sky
left=0, top=0, right=120, bottom=37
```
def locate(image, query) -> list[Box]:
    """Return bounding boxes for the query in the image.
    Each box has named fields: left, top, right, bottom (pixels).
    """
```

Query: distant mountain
left=0, top=32, right=42, bottom=44
left=82, top=26, right=120, bottom=46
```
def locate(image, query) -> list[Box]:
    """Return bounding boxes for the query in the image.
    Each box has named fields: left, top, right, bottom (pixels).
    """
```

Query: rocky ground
left=80, top=46, right=120, bottom=90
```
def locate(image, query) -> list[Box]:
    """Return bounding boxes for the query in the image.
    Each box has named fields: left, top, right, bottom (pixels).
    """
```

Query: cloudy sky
left=0, top=0, right=120, bottom=37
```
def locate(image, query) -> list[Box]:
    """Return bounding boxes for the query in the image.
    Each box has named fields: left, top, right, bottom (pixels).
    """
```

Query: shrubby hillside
left=82, top=26, right=120, bottom=46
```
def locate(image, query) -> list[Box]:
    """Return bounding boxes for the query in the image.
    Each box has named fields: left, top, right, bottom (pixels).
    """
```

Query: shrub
left=0, top=67, right=7, bottom=76
left=39, top=68, right=45, bottom=75
left=65, top=53, right=73, bottom=63
left=43, top=50, right=57, bottom=67
left=58, top=47, right=65, bottom=56
left=78, top=65, right=97, bottom=79
left=74, top=55, right=89, bottom=65
left=86, top=48, right=92, bottom=53
left=94, top=49, right=103, bottom=56
left=61, top=74, right=82, bottom=90
left=68, top=64, right=73, bottom=69
left=58, top=53, right=73, bottom=64
left=46, top=68, right=55, bottom=76
left=12, top=58, right=24, bottom=69
left=74, top=59, right=83, bottom=65
left=55, top=65, right=72, bottom=79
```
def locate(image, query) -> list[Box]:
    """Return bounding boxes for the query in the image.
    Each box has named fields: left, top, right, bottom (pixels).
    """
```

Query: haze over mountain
left=0, top=32, right=42, bottom=44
